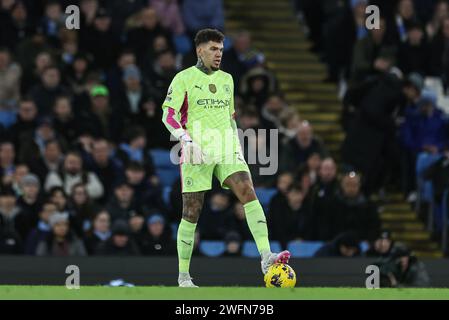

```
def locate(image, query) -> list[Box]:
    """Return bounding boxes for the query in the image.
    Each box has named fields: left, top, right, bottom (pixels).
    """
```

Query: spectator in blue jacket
left=182, top=0, right=224, bottom=35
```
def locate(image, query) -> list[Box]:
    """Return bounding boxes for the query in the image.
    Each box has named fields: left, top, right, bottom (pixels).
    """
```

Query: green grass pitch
left=0, top=286, right=448, bottom=300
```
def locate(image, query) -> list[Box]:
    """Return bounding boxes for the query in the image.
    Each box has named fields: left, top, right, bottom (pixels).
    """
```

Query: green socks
left=177, top=219, right=197, bottom=274
left=244, top=200, right=271, bottom=255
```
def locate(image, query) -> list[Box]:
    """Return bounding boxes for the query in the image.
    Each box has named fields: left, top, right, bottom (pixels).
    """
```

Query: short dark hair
left=194, top=29, right=225, bottom=47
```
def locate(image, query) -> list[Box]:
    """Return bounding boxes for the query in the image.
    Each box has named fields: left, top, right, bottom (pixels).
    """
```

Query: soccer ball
left=264, top=263, right=296, bottom=288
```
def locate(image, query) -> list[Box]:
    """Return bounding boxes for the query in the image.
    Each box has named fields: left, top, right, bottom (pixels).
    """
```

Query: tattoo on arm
left=182, top=191, right=205, bottom=223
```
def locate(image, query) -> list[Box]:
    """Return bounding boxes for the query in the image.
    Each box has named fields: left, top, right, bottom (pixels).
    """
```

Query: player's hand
left=180, top=133, right=206, bottom=165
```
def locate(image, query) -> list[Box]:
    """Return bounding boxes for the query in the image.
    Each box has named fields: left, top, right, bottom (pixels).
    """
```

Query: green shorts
left=180, top=156, right=250, bottom=193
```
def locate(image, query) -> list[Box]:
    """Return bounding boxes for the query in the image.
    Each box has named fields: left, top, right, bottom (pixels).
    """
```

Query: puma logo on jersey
left=194, top=85, right=203, bottom=90
left=257, top=220, right=267, bottom=224
left=181, top=240, right=192, bottom=246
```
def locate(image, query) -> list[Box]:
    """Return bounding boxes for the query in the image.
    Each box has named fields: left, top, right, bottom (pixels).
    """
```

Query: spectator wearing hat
left=83, top=209, right=111, bottom=255
left=35, top=211, right=87, bottom=256
left=105, top=181, right=139, bottom=222
left=83, top=84, right=124, bottom=143
left=137, top=213, right=175, bottom=256
left=365, top=230, right=396, bottom=258
left=400, top=91, right=448, bottom=198
left=45, top=151, right=104, bottom=200
left=25, top=201, right=58, bottom=255
left=314, top=232, right=361, bottom=257
left=95, top=219, right=140, bottom=256
left=28, top=65, right=69, bottom=116
left=79, top=7, right=121, bottom=71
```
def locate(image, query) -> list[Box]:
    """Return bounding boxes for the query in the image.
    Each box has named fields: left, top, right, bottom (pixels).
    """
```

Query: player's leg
left=221, top=170, right=291, bottom=274
left=177, top=163, right=213, bottom=287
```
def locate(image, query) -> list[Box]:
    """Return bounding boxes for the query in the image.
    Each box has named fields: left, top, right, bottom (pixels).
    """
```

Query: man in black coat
left=95, top=220, right=140, bottom=256
left=341, top=72, right=403, bottom=196
left=314, top=232, right=361, bottom=257
left=136, top=214, right=175, bottom=256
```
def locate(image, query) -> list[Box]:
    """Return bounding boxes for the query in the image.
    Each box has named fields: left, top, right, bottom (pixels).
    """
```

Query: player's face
left=198, top=41, right=224, bottom=71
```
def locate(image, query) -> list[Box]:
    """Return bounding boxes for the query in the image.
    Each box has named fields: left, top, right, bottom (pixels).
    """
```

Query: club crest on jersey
left=223, top=84, right=231, bottom=96
left=209, top=84, right=217, bottom=94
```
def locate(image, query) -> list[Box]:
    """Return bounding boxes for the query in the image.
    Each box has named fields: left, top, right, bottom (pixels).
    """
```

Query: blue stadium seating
left=150, top=149, right=176, bottom=169
left=200, top=241, right=226, bottom=257
left=359, top=241, right=370, bottom=253
left=255, top=188, right=277, bottom=211
left=287, top=241, right=324, bottom=258
left=157, top=168, right=180, bottom=188
left=162, top=186, right=172, bottom=206
left=241, top=241, right=283, bottom=258
left=170, top=223, right=178, bottom=241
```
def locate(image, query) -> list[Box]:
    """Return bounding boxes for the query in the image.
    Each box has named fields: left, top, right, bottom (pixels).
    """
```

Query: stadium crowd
left=0, top=0, right=442, bottom=274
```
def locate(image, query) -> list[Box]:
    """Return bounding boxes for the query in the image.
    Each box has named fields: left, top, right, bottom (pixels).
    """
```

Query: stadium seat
left=149, top=149, right=177, bottom=169
left=162, top=186, right=171, bottom=206
left=287, top=241, right=324, bottom=258
left=270, top=241, right=282, bottom=253
left=242, top=241, right=260, bottom=258
left=170, top=223, right=178, bottom=240
left=255, top=188, right=277, bottom=211
left=200, top=241, right=226, bottom=257
left=173, top=34, right=192, bottom=55
left=157, top=168, right=180, bottom=188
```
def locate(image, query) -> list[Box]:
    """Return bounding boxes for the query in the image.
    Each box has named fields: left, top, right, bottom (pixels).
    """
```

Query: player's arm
left=161, top=75, right=205, bottom=164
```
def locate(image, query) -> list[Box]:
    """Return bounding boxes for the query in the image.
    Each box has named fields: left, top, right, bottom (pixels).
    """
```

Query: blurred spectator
left=237, top=106, right=260, bottom=131
left=314, top=232, right=361, bottom=257
left=84, top=138, right=124, bottom=204
left=239, top=67, right=277, bottom=109
left=280, top=121, right=327, bottom=173
left=429, top=17, right=449, bottom=89
left=7, top=98, right=38, bottom=151
left=44, top=151, right=104, bottom=200
left=400, top=94, right=447, bottom=197
left=0, top=141, right=16, bottom=185
left=65, top=52, right=92, bottom=96
left=332, top=172, right=381, bottom=241
left=39, top=0, right=65, bottom=48
left=260, top=94, right=287, bottom=130
left=0, top=213, right=22, bottom=254
left=223, top=231, right=242, bottom=257
left=308, top=158, right=339, bottom=241
left=24, top=201, right=57, bottom=255
left=365, top=230, right=396, bottom=258
left=105, top=181, right=139, bottom=222
left=116, top=126, right=156, bottom=177
left=79, top=8, right=121, bottom=71
left=342, top=72, right=403, bottom=196
left=222, top=30, right=265, bottom=88
left=16, top=174, right=43, bottom=236
left=146, top=49, right=178, bottom=103
left=150, top=0, right=186, bottom=35
left=393, top=0, right=417, bottom=43
left=28, top=65, right=69, bottom=116
left=106, top=49, right=137, bottom=95
left=79, top=0, right=99, bottom=30
left=225, top=202, right=252, bottom=241
left=84, top=85, right=124, bottom=143
left=125, top=161, right=163, bottom=211
left=28, top=139, right=63, bottom=184
left=278, top=108, right=301, bottom=146
left=83, top=209, right=111, bottom=255
left=397, top=21, right=430, bottom=76
left=35, top=211, right=87, bottom=256
left=426, top=0, right=449, bottom=40
left=268, top=172, right=294, bottom=212
left=0, top=47, right=21, bottom=109
left=128, top=211, right=145, bottom=237
left=126, top=7, right=172, bottom=66
left=9, top=163, right=29, bottom=195
left=95, top=219, right=140, bottom=255
left=0, top=1, right=35, bottom=52
left=376, top=245, right=430, bottom=287
left=105, top=0, right=146, bottom=35
left=182, top=0, right=224, bottom=35
left=20, top=50, right=54, bottom=95
left=0, top=185, right=26, bottom=237
left=68, top=183, right=99, bottom=236
left=198, top=191, right=232, bottom=240
left=138, top=213, right=175, bottom=255
left=48, top=186, right=69, bottom=212
left=51, top=96, right=84, bottom=143
left=350, top=17, right=397, bottom=83
left=268, top=184, right=311, bottom=248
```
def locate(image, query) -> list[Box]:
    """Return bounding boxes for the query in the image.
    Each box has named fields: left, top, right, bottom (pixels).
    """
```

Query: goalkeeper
left=161, top=29, right=290, bottom=287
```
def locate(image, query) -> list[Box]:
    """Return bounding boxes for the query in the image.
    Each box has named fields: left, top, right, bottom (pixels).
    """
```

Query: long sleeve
left=161, top=73, right=188, bottom=140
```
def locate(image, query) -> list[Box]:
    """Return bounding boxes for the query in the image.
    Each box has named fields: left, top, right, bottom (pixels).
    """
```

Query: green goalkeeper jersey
left=162, top=66, right=240, bottom=162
